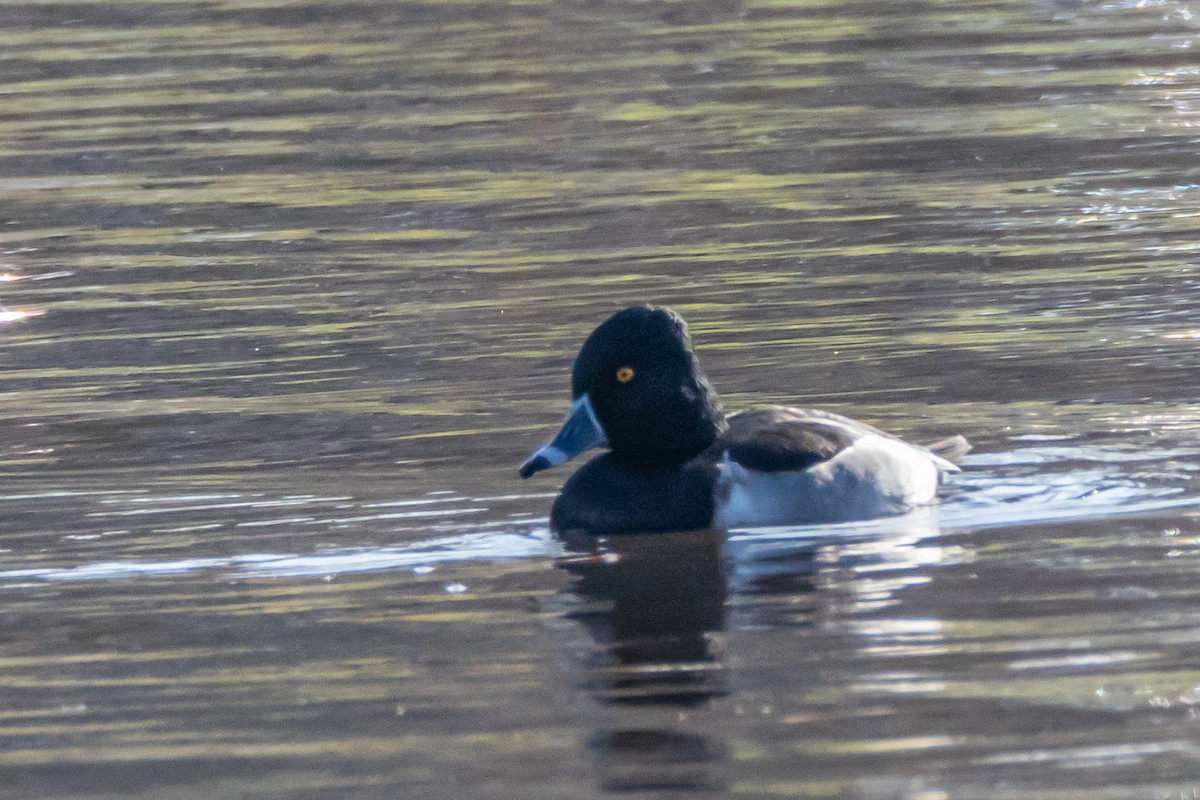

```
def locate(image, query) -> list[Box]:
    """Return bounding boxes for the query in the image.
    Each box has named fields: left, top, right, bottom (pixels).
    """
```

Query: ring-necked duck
left=520, top=306, right=968, bottom=535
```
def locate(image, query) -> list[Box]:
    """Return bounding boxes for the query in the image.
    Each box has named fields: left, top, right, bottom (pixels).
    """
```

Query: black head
left=519, top=306, right=726, bottom=479
left=570, top=306, right=725, bottom=461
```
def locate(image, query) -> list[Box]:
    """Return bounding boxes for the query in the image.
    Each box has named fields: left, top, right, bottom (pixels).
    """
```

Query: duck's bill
left=519, top=394, right=607, bottom=479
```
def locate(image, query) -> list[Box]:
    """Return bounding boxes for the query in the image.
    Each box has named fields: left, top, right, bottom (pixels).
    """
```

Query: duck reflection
left=556, top=528, right=732, bottom=793
left=553, top=514, right=953, bottom=794
left=559, top=529, right=728, bottom=703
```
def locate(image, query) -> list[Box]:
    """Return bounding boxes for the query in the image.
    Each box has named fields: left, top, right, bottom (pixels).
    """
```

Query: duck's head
left=520, top=306, right=725, bottom=479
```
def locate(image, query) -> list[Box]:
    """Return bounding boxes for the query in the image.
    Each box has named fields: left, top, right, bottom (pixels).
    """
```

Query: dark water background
left=3, top=0, right=1200, bottom=797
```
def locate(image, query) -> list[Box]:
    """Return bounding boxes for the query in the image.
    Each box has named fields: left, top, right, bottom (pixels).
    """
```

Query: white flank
left=713, top=434, right=950, bottom=530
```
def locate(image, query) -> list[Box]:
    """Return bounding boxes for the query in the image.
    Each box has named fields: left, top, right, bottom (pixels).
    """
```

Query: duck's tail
left=925, top=434, right=972, bottom=465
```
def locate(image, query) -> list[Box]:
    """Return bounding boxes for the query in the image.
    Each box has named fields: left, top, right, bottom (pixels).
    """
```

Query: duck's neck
left=681, top=378, right=727, bottom=458
left=621, top=377, right=727, bottom=468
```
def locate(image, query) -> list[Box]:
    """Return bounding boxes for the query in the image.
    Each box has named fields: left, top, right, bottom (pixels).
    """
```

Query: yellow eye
left=616, top=366, right=635, bottom=383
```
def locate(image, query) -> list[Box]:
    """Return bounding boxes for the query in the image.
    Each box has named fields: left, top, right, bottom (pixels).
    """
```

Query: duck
left=519, top=305, right=968, bottom=536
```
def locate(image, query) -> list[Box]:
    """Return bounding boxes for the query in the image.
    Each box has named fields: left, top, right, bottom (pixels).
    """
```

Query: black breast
left=550, top=452, right=718, bottom=536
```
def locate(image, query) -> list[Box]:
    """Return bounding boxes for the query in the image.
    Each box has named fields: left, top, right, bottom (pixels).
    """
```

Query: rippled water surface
left=3, top=0, right=1200, bottom=797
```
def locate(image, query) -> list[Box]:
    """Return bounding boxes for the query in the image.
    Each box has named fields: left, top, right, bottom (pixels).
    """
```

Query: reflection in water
left=562, top=530, right=728, bottom=703
left=557, top=529, right=732, bottom=794
left=552, top=523, right=970, bottom=798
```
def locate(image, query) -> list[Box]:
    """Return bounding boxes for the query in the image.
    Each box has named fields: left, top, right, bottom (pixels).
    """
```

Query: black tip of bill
left=519, top=454, right=552, bottom=480
left=518, top=394, right=608, bottom=480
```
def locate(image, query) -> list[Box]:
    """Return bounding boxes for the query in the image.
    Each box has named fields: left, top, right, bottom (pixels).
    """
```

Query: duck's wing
left=718, top=406, right=967, bottom=474
left=717, top=406, right=863, bottom=473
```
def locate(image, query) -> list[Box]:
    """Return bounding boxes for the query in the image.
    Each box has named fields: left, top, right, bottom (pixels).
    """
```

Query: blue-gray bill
left=519, top=394, right=607, bottom=479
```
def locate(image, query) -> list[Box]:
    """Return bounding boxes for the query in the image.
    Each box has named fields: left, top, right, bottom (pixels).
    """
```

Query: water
left=2, top=0, right=1200, bottom=796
